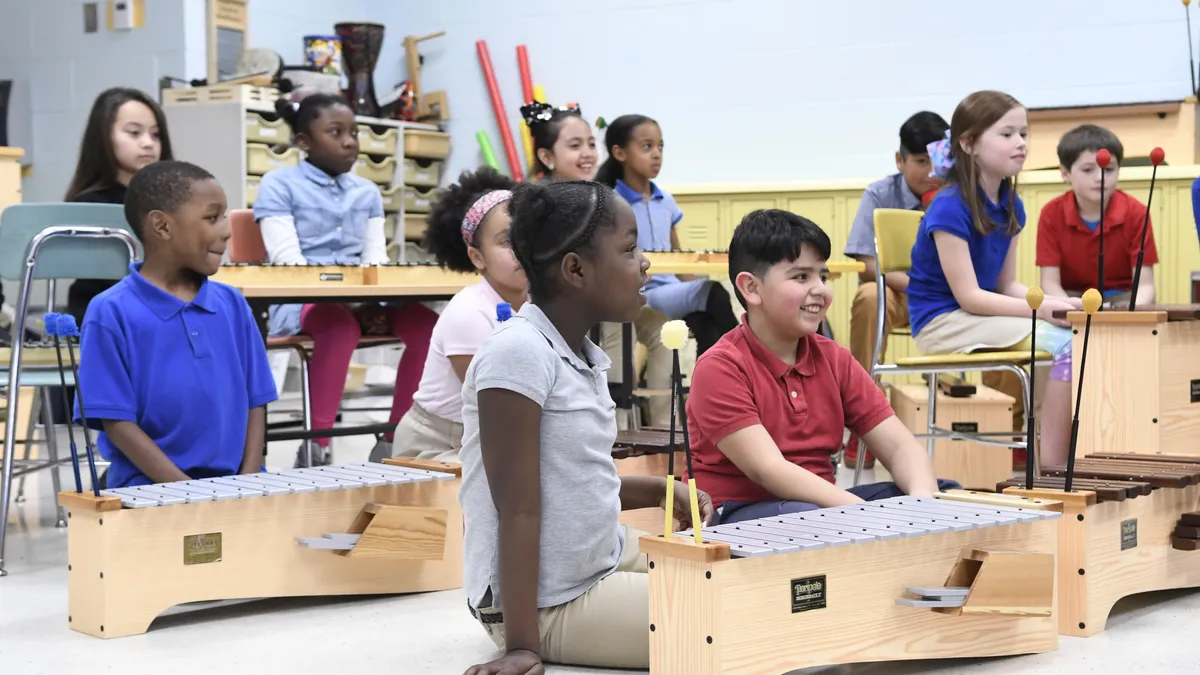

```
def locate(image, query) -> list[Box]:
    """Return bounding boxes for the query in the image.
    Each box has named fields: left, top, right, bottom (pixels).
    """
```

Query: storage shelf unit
left=161, top=85, right=451, bottom=263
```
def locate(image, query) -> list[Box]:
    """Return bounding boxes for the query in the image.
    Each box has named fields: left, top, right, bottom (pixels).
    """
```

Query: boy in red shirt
left=685, top=209, right=954, bottom=525
left=1036, top=124, right=1157, bottom=308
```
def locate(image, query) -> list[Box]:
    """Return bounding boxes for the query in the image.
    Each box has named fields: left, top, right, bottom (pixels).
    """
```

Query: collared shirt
left=253, top=160, right=384, bottom=264
left=411, top=278, right=506, bottom=422
left=844, top=173, right=923, bottom=259
left=613, top=178, right=684, bottom=291
left=685, top=316, right=894, bottom=507
left=459, top=303, right=624, bottom=611
left=1036, top=190, right=1158, bottom=294
left=76, top=263, right=278, bottom=488
left=907, top=182, right=1026, bottom=336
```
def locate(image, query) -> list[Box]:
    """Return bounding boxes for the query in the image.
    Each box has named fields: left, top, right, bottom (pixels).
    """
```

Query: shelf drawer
left=380, top=185, right=401, bottom=213
left=246, top=175, right=261, bottom=206
left=245, top=113, right=288, bottom=144
left=404, top=185, right=438, bottom=213
left=403, top=130, right=450, bottom=159
left=403, top=157, right=442, bottom=187
left=246, top=144, right=300, bottom=175
left=354, top=154, right=395, bottom=185
left=383, top=214, right=429, bottom=242
left=358, top=125, right=398, bottom=156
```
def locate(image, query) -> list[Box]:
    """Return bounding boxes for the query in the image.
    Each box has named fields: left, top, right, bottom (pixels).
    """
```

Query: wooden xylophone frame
left=1063, top=307, right=1200, bottom=457
left=1004, top=453, right=1200, bottom=637
left=56, top=457, right=462, bottom=639
left=641, top=490, right=1062, bottom=674
left=211, top=262, right=477, bottom=287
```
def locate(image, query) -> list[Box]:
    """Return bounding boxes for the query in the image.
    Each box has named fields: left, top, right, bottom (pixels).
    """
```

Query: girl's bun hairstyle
left=423, top=166, right=517, bottom=273
left=507, top=179, right=616, bottom=302
left=274, top=93, right=350, bottom=138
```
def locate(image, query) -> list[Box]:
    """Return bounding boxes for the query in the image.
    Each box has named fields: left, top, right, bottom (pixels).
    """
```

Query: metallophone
left=638, top=322, right=1063, bottom=673
left=996, top=147, right=1200, bottom=636
left=58, top=456, right=462, bottom=639
left=642, top=491, right=1063, bottom=673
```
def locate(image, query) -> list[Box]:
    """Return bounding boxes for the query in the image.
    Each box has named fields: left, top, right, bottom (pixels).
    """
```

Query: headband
left=927, top=129, right=955, bottom=179
left=520, top=101, right=582, bottom=127
left=462, top=190, right=513, bottom=246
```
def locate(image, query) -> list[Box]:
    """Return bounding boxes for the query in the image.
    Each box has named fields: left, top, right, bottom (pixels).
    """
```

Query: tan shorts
left=388, top=402, right=464, bottom=463
left=914, top=309, right=1033, bottom=355
left=472, top=525, right=650, bottom=669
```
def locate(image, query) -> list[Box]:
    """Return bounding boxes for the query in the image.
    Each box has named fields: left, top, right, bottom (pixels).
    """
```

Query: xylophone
left=211, top=262, right=476, bottom=288
left=57, top=457, right=462, bottom=639
left=1002, top=452, right=1200, bottom=636
left=642, top=491, right=1063, bottom=673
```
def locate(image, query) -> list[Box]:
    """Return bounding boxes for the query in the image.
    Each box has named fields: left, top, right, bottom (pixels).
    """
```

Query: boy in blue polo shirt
left=76, top=160, right=277, bottom=488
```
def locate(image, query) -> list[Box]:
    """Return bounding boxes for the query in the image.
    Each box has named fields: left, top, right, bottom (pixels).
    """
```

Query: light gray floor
left=2, top=388, right=1199, bottom=674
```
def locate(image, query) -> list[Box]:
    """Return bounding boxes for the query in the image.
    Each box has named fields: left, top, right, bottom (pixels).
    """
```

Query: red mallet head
left=1095, top=148, right=1112, bottom=169
left=1150, top=147, right=1166, bottom=166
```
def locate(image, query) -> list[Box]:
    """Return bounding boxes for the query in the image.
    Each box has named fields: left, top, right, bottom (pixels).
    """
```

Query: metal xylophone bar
left=100, top=462, right=453, bottom=508
left=678, top=496, right=1061, bottom=558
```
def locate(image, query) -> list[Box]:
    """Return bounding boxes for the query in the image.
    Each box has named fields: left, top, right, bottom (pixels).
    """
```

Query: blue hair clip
left=56, top=314, right=81, bottom=339
left=496, top=302, right=513, bottom=322
left=43, top=312, right=61, bottom=337
left=927, top=129, right=955, bottom=179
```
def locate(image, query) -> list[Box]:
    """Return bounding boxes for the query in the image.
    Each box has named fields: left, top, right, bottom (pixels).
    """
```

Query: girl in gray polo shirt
left=458, top=180, right=714, bottom=674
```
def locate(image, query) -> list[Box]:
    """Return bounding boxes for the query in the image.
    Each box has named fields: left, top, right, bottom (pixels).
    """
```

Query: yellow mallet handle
left=688, top=478, right=703, bottom=545
left=663, top=476, right=675, bottom=539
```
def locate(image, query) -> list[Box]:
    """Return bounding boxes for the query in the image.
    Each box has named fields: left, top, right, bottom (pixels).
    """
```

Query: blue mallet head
left=56, top=314, right=81, bottom=339
left=496, top=302, right=513, bottom=322
left=43, top=312, right=61, bottom=337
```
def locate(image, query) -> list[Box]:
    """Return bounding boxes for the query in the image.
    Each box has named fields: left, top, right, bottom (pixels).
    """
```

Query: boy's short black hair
left=124, top=160, right=215, bottom=240
left=899, top=111, right=950, bottom=157
left=728, top=209, right=832, bottom=309
left=1057, top=124, right=1124, bottom=169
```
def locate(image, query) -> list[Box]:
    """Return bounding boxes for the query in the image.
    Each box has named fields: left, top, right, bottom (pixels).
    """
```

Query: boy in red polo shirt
left=685, top=209, right=954, bottom=525
left=1036, top=124, right=1157, bottom=308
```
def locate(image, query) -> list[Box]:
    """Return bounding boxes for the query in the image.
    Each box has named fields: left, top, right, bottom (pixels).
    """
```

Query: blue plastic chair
left=0, top=203, right=140, bottom=577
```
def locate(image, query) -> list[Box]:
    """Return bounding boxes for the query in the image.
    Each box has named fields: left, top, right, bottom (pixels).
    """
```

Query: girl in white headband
left=381, top=167, right=525, bottom=462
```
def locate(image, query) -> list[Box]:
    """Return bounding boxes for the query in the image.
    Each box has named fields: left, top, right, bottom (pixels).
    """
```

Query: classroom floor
left=2, top=376, right=1200, bottom=674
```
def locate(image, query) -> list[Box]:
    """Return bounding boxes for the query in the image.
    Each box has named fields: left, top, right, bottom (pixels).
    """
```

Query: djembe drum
left=335, top=22, right=385, bottom=116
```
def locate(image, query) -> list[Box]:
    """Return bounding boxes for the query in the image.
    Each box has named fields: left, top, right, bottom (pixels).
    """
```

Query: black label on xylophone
left=183, top=532, right=223, bottom=565
left=951, top=422, right=979, bottom=433
left=1120, top=519, right=1138, bottom=551
left=791, top=575, right=827, bottom=613
left=1191, top=379, right=1200, bottom=403
left=318, top=273, right=345, bottom=282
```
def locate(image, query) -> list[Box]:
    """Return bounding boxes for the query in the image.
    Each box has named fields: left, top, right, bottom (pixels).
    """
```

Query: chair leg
left=38, top=387, right=66, bottom=528
left=14, top=388, right=38, bottom=503
left=297, top=347, right=314, bottom=468
left=925, top=375, right=938, bottom=462
left=852, top=436, right=867, bottom=487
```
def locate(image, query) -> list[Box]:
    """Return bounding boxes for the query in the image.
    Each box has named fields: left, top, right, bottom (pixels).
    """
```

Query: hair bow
left=520, top=101, right=581, bottom=127
left=927, top=129, right=955, bottom=179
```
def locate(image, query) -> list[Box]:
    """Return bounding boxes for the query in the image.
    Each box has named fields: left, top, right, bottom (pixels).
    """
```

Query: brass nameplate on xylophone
left=56, top=459, right=462, bottom=639
left=212, top=263, right=476, bottom=288
left=642, top=491, right=1062, bottom=674
left=1004, top=453, right=1200, bottom=636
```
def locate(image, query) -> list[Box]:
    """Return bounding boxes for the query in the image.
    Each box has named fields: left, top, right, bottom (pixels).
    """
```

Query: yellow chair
left=856, top=208, right=1052, bottom=485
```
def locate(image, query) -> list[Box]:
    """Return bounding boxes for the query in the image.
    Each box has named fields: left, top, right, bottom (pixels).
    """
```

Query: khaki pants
left=385, top=402, right=464, bottom=463
left=600, top=306, right=673, bottom=427
left=473, top=525, right=649, bottom=669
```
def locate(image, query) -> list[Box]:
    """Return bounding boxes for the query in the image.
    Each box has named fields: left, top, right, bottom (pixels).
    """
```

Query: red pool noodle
left=516, top=45, right=534, bottom=104
left=476, top=40, right=524, bottom=181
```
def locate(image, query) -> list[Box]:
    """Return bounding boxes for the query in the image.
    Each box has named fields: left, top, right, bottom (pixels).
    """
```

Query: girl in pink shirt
left=381, top=167, right=525, bottom=462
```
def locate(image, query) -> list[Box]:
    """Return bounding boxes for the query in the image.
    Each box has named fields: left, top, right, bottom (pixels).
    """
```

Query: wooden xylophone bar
left=212, top=262, right=476, bottom=288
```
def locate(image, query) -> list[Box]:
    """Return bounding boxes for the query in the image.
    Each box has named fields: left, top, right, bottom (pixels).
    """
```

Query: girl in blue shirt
left=907, top=90, right=1081, bottom=468
left=253, top=93, right=437, bottom=465
left=595, top=114, right=738, bottom=357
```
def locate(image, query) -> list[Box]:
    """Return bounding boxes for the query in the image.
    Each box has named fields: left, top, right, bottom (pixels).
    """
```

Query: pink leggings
left=300, top=302, right=437, bottom=446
